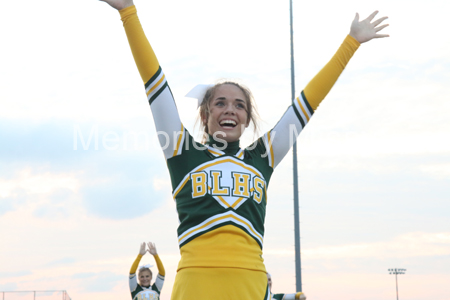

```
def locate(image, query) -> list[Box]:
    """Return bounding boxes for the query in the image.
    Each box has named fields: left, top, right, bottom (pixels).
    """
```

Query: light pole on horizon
left=388, top=268, right=406, bottom=300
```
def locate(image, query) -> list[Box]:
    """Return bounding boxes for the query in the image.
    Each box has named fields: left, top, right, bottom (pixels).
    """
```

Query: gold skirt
left=171, top=267, right=269, bottom=300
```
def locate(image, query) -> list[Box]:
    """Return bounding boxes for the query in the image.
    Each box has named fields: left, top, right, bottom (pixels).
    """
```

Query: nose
left=224, top=103, right=236, bottom=114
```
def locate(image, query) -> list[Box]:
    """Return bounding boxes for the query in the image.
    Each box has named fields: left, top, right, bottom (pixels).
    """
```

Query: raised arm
left=99, top=0, right=184, bottom=160
left=147, top=242, right=165, bottom=293
left=305, top=10, right=389, bottom=109
left=147, top=242, right=166, bottom=277
left=129, top=242, right=146, bottom=293
left=264, top=11, right=389, bottom=169
left=130, top=242, right=146, bottom=275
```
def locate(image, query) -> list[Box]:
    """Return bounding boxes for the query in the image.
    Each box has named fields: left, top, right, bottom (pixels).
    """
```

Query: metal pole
left=389, top=268, right=406, bottom=300
left=395, top=272, right=399, bottom=300
left=289, top=0, right=302, bottom=292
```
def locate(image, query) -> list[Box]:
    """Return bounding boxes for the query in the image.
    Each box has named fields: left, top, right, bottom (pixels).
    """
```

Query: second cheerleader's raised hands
left=137, top=241, right=159, bottom=256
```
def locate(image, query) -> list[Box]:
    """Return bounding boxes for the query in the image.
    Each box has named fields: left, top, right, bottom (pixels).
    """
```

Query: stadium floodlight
left=388, top=268, right=407, bottom=300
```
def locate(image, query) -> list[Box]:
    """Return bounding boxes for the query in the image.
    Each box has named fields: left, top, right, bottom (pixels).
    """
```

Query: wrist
left=117, top=0, right=134, bottom=11
left=122, top=0, right=134, bottom=10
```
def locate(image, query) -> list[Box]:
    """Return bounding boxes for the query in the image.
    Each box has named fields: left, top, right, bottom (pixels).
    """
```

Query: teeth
left=220, top=120, right=236, bottom=126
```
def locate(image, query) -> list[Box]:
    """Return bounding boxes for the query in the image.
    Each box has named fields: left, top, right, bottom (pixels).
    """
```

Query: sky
left=1, top=0, right=449, bottom=299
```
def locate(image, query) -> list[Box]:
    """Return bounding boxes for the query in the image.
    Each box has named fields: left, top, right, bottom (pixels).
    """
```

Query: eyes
left=214, top=100, right=246, bottom=110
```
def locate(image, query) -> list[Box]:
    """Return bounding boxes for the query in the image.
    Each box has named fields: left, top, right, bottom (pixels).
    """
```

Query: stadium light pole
left=289, top=0, right=302, bottom=292
left=388, top=268, right=406, bottom=300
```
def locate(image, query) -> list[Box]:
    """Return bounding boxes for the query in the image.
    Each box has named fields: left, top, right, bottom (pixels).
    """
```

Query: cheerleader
left=129, top=242, right=165, bottom=300
left=99, top=1, right=388, bottom=299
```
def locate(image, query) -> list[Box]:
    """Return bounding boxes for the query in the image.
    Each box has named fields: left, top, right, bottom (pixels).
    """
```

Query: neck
left=206, top=135, right=240, bottom=153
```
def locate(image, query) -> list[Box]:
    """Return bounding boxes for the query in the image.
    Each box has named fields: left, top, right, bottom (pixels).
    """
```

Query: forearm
left=119, top=5, right=160, bottom=84
left=303, top=34, right=360, bottom=110
left=153, top=254, right=165, bottom=276
left=130, top=253, right=143, bottom=274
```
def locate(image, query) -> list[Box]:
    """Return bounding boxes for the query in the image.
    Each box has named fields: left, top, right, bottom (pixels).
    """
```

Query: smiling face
left=204, top=84, right=250, bottom=143
left=138, top=269, right=152, bottom=287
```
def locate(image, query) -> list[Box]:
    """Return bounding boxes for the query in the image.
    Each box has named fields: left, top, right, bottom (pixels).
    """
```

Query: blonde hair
left=198, top=81, right=259, bottom=143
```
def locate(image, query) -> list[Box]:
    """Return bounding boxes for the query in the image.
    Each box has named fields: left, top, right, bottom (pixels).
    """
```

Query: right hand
left=99, top=0, right=134, bottom=11
left=139, top=242, right=146, bottom=255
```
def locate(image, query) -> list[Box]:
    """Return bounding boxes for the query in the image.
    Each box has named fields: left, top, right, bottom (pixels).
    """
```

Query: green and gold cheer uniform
left=129, top=253, right=165, bottom=300
left=118, top=5, right=359, bottom=300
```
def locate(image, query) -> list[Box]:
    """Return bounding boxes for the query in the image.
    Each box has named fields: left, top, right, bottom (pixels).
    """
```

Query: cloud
left=0, top=165, right=168, bottom=220
left=33, top=188, right=78, bottom=219
left=0, top=188, right=28, bottom=216
left=72, top=272, right=97, bottom=280
left=72, top=271, right=123, bottom=293
left=0, top=197, right=15, bottom=216
left=0, top=119, right=163, bottom=167
left=0, top=170, right=81, bottom=217
left=0, top=271, right=32, bottom=279
left=0, top=283, right=18, bottom=293
left=265, top=232, right=450, bottom=260
left=81, top=180, right=165, bottom=219
left=0, top=119, right=169, bottom=219
left=44, top=257, right=77, bottom=268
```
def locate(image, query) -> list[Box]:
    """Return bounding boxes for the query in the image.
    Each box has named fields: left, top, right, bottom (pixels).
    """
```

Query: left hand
left=147, top=242, right=158, bottom=255
left=349, top=11, right=389, bottom=43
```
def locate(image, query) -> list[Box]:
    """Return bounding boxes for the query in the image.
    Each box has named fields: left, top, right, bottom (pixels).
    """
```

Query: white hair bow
left=185, top=84, right=214, bottom=108
left=139, top=264, right=153, bottom=270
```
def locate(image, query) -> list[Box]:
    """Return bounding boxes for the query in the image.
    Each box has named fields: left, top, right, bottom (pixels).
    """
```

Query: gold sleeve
left=119, top=5, right=160, bottom=84
left=129, top=253, right=143, bottom=275
left=153, top=254, right=166, bottom=277
left=303, top=35, right=360, bottom=110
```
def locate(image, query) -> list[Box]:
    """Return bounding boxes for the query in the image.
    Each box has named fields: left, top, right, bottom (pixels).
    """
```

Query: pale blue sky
left=1, top=0, right=449, bottom=299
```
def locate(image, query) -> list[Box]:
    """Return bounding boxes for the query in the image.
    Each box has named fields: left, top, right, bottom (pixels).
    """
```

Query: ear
left=201, top=110, right=208, bottom=126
